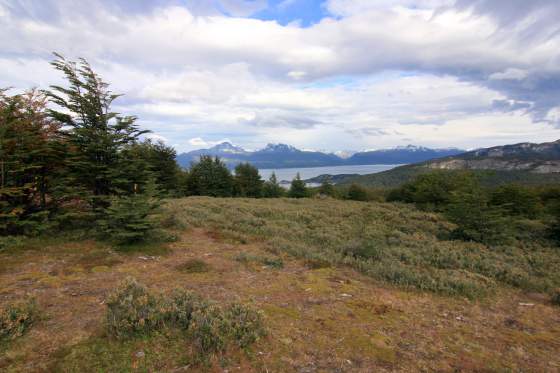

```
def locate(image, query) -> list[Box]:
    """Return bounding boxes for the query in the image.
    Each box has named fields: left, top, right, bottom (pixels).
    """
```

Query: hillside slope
left=1, top=197, right=559, bottom=372
left=318, top=139, right=560, bottom=188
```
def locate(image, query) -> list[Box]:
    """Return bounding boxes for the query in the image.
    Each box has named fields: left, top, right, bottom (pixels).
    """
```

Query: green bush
left=224, top=303, right=266, bottom=348
left=190, top=303, right=229, bottom=354
left=347, top=183, right=369, bottom=201
left=105, top=277, right=162, bottom=338
left=342, top=240, right=383, bottom=260
left=104, top=278, right=266, bottom=355
left=490, top=184, right=541, bottom=218
left=0, top=299, right=37, bottom=341
left=164, top=289, right=204, bottom=329
left=446, top=186, right=510, bottom=245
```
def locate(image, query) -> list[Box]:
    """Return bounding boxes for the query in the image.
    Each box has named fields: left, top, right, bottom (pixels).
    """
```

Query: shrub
left=164, top=289, right=204, bottom=329
left=342, top=240, right=383, bottom=260
left=446, top=185, right=510, bottom=245
left=224, top=303, right=266, bottom=348
left=176, top=259, right=211, bottom=273
left=190, top=303, right=229, bottom=354
left=347, top=183, right=369, bottom=201
left=105, top=277, right=161, bottom=338
left=0, top=299, right=37, bottom=341
left=490, top=184, right=541, bottom=218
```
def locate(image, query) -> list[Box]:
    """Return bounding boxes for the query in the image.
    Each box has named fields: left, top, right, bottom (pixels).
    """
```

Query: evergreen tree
left=318, top=176, right=335, bottom=197
left=262, top=172, right=284, bottom=198
left=234, top=163, right=263, bottom=197
left=45, top=54, right=148, bottom=213
left=185, top=156, right=234, bottom=197
left=347, top=183, right=368, bottom=201
left=288, top=173, right=308, bottom=198
left=490, top=184, right=541, bottom=219
left=98, top=179, right=161, bottom=245
left=120, top=140, right=181, bottom=196
left=0, top=89, right=65, bottom=235
left=446, top=184, right=510, bottom=245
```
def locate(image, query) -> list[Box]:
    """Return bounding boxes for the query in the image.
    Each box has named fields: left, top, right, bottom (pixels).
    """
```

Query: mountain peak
left=210, top=142, right=247, bottom=154
left=260, top=143, right=299, bottom=153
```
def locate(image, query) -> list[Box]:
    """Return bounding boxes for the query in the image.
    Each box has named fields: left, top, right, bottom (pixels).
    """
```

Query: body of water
left=259, top=164, right=402, bottom=184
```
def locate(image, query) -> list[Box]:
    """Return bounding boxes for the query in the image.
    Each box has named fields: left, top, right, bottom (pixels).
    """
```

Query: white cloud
left=1, top=0, right=560, bottom=152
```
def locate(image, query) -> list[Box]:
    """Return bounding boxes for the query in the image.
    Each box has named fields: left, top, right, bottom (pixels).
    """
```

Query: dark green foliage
left=223, top=303, right=266, bottom=348
left=163, top=289, right=204, bottom=329
left=288, top=173, right=308, bottom=198
left=190, top=304, right=229, bottom=354
left=318, top=176, right=335, bottom=197
left=342, top=240, right=383, bottom=260
left=46, top=54, right=149, bottom=213
left=0, top=298, right=37, bottom=341
left=552, top=289, right=560, bottom=306
left=262, top=172, right=284, bottom=198
left=387, top=171, right=477, bottom=211
left=97, top=181, right=160, bottom=245
left=106, top=277, right=162, bottom=338
left=185, top=156, right=234, bottom=197
left=490, top=184, right=541, bottom=218
left=234, top=163, right=263, bottom=197
left=446, top=184, right=510, bottom=245
left=347, top=183, right=368, bottom=201
left=123, top=140, right=181, bottom=196
left=0, top=89, right=65, bottom=235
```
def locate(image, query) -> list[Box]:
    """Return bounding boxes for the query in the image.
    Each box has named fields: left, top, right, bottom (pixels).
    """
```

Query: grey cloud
left=240, top=112, right=322, bottom=129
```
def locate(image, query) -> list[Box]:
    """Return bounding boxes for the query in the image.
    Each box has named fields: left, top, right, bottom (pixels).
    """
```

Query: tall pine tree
left=45, top=54, right=148, bottom=214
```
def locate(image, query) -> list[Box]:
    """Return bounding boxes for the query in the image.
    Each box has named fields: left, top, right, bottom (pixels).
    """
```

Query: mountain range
left=305, top=139, right=560, bottom=188
left=176, top=142, right=465, bottom=169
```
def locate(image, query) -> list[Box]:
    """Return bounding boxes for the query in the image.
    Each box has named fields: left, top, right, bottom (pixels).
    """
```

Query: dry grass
left=0, top=197, right=559, bottom=371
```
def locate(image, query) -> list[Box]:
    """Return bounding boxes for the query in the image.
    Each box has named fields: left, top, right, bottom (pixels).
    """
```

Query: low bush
left=176, top=259, right=211, bottom=273
left=190, top=303, right=229, bottom=354
left=164, top=289, right=204, bottom=329
left=0, top=298, right=37, bottom=341
left=106, top=277, right=162, bottom=338
left=224, top=303, right=266, bottom=348
left=105, top=278, right=266, bottom=356
left=235, top=252, right=284, bottom=269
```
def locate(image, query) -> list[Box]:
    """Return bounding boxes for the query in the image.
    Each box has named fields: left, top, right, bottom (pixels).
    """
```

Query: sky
left=2, top=0, right=560, bottom=153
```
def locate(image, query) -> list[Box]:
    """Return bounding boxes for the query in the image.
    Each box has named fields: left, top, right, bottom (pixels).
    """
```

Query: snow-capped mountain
left=176, top=142, right=465, bottom=169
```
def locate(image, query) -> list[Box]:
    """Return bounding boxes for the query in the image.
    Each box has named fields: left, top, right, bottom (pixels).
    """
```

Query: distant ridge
left=176, top=142, right=465, bottom=169
left=306, top=139, right=560, bottom=188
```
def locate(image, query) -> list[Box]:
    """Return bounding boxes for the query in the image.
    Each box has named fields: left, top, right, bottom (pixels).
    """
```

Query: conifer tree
left=45, top=54, right=148, bottom=212
left=262, top=172, right=284, bottom=198
left=0, top=89, right=64, bottom=234
left=98, top=179, right=161, bottom=245
left=288, top=173, right=308, bottom=198
left=185, top=156, right=234, bottom=197
left=234, top=163, right=263, bottom=197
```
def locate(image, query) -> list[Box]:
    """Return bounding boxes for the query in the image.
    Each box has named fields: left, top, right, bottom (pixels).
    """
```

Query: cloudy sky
left=2, top=0, right=560, bottom=152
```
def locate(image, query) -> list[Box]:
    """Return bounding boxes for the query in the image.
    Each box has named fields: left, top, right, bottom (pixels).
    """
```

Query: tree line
left=0, top=55, right=318, bottom=242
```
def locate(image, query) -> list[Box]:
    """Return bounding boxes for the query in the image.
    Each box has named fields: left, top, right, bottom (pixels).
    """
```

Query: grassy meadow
left=2, top=196, right=559, bottom=372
